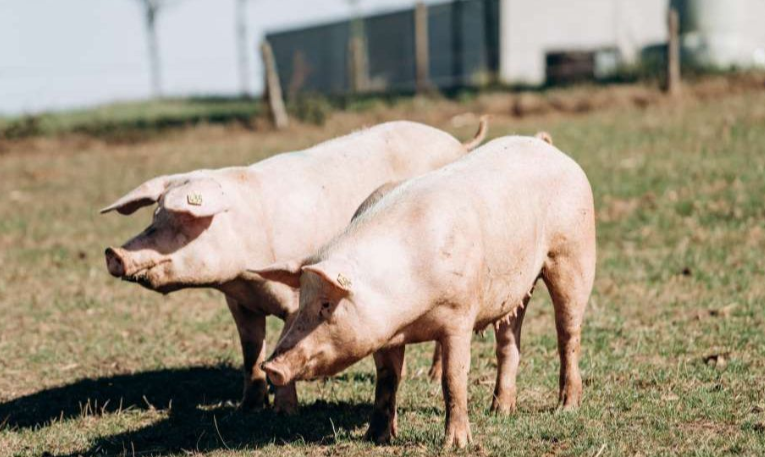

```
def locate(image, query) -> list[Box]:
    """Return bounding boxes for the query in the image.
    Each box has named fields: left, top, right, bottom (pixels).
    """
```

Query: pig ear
left=302, top=262, right=353, bottom=295
left=100, top=174, right=179, bottom=215
left=246, top=259, right=304, bottom=289
left=161, top=177, right=230, bottom=218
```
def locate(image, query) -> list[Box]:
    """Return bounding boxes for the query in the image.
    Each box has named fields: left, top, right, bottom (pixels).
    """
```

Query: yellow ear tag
left=336, top=273, right=352, bottom=289
left=187, top=193, right=203, bottom=206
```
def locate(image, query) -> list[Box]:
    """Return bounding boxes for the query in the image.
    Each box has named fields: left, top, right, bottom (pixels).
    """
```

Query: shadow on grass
left=0, top=365, right=371, bottom=455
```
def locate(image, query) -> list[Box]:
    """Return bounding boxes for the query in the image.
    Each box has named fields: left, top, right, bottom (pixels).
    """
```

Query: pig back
left=249, top=121, right=466, bottom=264
left=440, top=136, right=593, bottom=320
left=352, top=135, right=592, bottom=323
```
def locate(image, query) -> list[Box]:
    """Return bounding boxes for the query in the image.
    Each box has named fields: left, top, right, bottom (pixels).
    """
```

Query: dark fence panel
left=268, top=20, right=351, bottom=96
left=366, top=10, right=417, bottom=91
left=266, top=0, right=499, bottom=96
left=428, top=3, right=457, bottom=87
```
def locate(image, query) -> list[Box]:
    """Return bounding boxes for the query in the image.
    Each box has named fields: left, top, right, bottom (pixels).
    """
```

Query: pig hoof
left=444, top=423, right=473, bottom=449
left=490, top=398, right=516, bottom=416
left=557, top=388, right=582, bottom=412
left=273, top=401, right=298, bottom=415
left=238, top=397, right=267, bottom=411
left=239, top=383, right=269, bottom=411
left=364, top=425, right=395, bottom=444
left=427, top=366, right=442, bottom=382
left=364, top=415, right=397, bottom=444
left=556, top=401, right=580, bottom=413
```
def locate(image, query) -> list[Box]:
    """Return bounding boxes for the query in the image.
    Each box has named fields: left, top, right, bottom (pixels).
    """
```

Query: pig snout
left=105, top=247, right=126, bottom=277
left=262, top=343, right=309, bottom=386
left=261, top=359, right=293, bottom=387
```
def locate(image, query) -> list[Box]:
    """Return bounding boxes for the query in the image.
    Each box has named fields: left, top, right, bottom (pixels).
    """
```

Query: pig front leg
left=490, top=305, right=527, bottom=414
left=226, top=297, right=269, bottom=410
left=441, top=333, right=473, bottom=448
left=365, top=345, right=405, bottom=444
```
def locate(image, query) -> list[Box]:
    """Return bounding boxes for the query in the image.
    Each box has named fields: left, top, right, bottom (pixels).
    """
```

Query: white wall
left=678, top=0, right=765, bottom=68
left=499, top=0, right=669, bottom=85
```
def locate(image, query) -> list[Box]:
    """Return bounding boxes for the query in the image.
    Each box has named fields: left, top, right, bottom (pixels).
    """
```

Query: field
left=1, top=82, right=764, bottom=456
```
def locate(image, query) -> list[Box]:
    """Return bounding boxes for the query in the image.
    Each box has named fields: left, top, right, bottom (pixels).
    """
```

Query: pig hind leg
left=365, top=345, right=406, bottom=444
left=428, top=342, right=443, bottom=382
left=542, top=237, right=595, bottom=410
left=491, top=302, right=528, bottom=414
left=226, top=297, right=269, bottom=410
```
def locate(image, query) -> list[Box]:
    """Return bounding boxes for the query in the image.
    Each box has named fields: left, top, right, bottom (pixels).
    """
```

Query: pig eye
left=321, top=302, right=331, bottom=309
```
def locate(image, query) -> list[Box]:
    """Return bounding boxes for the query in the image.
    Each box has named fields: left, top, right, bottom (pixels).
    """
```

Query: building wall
left=499, top=0, right=668, bottom=85
left=674, top=0, right=765, bottom=68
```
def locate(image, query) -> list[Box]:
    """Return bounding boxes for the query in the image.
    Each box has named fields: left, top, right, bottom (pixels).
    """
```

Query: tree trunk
left=144, top=2, right=162, bottom=98
left=236, top=0, right=251, bottom=97
left=665, top=7, right=681, bottom=96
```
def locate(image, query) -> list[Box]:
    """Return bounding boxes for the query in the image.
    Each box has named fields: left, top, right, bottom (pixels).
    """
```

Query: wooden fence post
left=348, top=34, right=368, bottom=93
left=260, top=40, right=289, bottom=129
left=665, top=7, right=681, bottom=96
left=415, top=1, right=431, bottom=93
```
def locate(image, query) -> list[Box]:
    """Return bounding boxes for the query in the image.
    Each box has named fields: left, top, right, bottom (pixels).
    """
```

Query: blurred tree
left=133, top=0, right=187, bottom=98
left=235, top=0, right=252, bottom=97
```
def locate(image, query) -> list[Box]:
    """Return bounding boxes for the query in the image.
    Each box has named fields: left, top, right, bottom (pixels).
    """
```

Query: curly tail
left=462, top=115, right=490, bottom=151
left=535, top=131, right=553, bottom=145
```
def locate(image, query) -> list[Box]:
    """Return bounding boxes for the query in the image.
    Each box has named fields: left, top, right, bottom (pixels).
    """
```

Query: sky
left=0, top=0, right=440, bottom=115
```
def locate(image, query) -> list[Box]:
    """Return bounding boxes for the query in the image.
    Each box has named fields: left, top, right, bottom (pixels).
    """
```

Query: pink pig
left=254, top=133, right=596, bottom=447
left=102, top=120, right=487, bottom=413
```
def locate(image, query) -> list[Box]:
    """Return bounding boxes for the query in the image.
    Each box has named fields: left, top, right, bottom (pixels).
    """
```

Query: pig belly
left=472, top=218, right=547, bottom=331
left=383, top=305, right=463, bottom=348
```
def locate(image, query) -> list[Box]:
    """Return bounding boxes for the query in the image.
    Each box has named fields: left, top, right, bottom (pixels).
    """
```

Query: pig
left=101, top=119, right=488, bottom=414
left=253, top=133, right=596, bottom=447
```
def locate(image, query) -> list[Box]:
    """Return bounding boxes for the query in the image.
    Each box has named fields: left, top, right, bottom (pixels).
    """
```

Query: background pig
left=101, top=120, right=487, bottom=413
left=255, top=134, right=596, bottom=447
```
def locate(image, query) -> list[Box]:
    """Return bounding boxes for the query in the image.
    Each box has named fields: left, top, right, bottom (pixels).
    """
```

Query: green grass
left=0, top=97, right=262, bottom=141
left=1, top=88, right=764, bottom=456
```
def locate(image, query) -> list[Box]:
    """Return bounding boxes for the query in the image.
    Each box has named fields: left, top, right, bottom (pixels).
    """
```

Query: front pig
left=254, top=133, right=596, bottom=447
left=102, top=120, right=487, bottom=413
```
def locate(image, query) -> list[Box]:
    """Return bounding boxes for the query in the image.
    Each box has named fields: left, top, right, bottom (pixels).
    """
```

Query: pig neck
left=217, top=277, right=294, bottom=318
left=329, top=231, right=427, bottom=341
left=212, top=168, right=293, bottom=317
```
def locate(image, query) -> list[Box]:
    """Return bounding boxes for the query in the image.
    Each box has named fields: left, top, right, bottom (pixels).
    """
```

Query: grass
left=0, top=97, right=262, bottom=141
left=1, top=85, right=764, bottom=456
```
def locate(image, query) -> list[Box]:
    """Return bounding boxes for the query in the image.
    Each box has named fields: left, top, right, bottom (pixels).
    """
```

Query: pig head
left=103, top=171, right=261, bottom=294
left=253, top=255, right=403, bottom=386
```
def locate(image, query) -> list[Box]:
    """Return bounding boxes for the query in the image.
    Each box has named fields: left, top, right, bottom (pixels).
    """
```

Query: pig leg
left=365, top=345, right=405, bottom=444
left=428, top=342, right=443, bottom=382
left=490, top=304, right=527, bottom=414
left=272, top=313, right=299, bottom=414
left=441, top=332, right=473, bottom=448
left=542, top=250, right=595, bottom=410
left=226, top=297, right=269, bottom=410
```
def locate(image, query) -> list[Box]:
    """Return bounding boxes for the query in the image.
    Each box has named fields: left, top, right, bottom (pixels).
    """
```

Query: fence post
left=415, top=1, right=431, bottom=93
left=260, top=40, right=289, bottom=129
left=665, top=7, right=681, bottom=96
left=348, top=33, right=369, bottom=93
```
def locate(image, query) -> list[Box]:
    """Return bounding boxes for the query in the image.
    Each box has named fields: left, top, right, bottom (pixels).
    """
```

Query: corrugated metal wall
left=266, top=0, right=499, bottom=96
